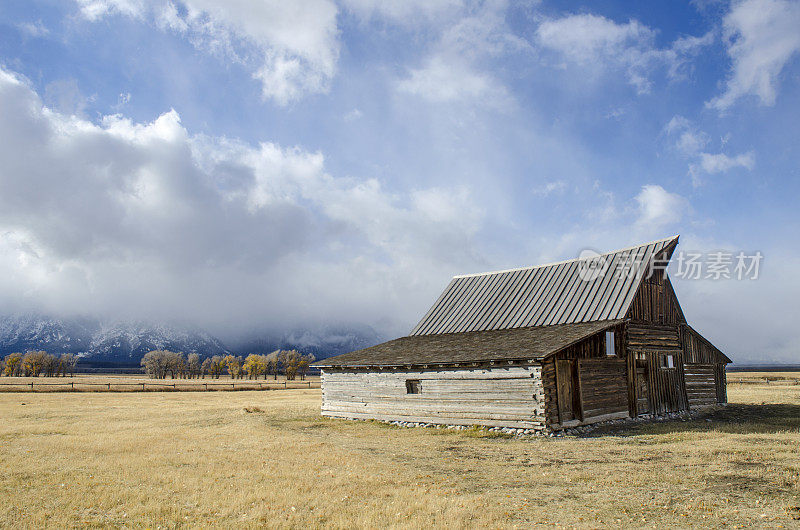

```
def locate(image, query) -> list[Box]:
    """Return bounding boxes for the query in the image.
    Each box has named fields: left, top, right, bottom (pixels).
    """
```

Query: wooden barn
left=313, top=236, right=731, bottom=432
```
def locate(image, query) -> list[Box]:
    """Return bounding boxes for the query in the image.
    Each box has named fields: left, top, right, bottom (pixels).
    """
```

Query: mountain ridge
left=0, top=314, right=382, bottom=366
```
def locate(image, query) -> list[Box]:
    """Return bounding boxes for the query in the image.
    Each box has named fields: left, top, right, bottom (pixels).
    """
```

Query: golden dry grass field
left=1, top=377, right=798, bottom=528
left=727, top=371, right=800, bottom=384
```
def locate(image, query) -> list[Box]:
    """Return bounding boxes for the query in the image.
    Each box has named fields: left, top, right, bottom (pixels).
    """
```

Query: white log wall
left=320, top=365, right=545, bottom=430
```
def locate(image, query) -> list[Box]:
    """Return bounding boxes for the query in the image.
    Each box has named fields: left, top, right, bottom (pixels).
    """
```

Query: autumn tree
left=297, top=353, right=316, bottom=380
left=223, top=355, right=243, bottom=379
left=141, top=350, right=170, bottom=379
left=165, top=351, right=186, bottom=378
left=207, top=355, right=225, bottom=379
left=187, top=353, right=201, bottom=379
left=22, top=351, right=48, bottom=377
left=278, top=350, right=303, bottom=380
left=265, top=351, right=280, bottom=380
left=242, top=354, right=264, bottom=379
left=3, top=353, right=22, bottom=376
left=60, top=353, right=78, bottom=377
left=42, top=353, right=60, bottom=377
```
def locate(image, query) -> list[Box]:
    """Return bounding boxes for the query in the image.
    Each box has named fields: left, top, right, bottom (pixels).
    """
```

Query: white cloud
left=532, top=180, right=567, bottom=196
left=343, top=108, right=362, bottom=122
left=396, top=3, right=524, bottom=107
left=634, top=185, right=687, bottom=230
left=43, top=78, right=90, bottom=116
left=666, top=116, right=711, bottom=157
left=17, top=20, right=50, bottom=38
left=536, top=13, right=712, bottom=93
left=665, top=115, right=755, bottom=186
left=398, top=55, right=510, bottom=105
left=675, top=130, right=710, bottom=156
left=342, top=0, right=464, bottom=26
left=670, top=234, right=800, bottom=365
left=708, top=0, right=800, bottom=111
left=75, top=0, right=340, bottom=105
left=664, top=115, right=691, bottom=134
left=77, top=0, right=145, bottom=20
left=537, top=14, right=654, bottom=64
left=0, top=66, right=485, bottom=335
left=696, top=151, right=756, bottom=173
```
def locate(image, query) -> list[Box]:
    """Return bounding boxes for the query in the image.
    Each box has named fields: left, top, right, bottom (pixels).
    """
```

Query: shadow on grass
left=586, top=403, right=800, bottom=437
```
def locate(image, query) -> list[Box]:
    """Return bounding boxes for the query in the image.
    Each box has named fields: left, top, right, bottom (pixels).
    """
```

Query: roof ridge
left=452, top=235, right=679, bottom=279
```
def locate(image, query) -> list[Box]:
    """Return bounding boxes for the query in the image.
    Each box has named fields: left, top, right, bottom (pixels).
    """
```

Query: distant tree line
left=140, top=350, right=315, bottom=380
left=1, top=352, right=78, bottom=377
left=0, top=349, right=316, bottom=380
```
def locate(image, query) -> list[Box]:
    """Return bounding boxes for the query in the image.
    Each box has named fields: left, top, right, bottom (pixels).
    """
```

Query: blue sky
left=0, top=0, right=798, bottom=363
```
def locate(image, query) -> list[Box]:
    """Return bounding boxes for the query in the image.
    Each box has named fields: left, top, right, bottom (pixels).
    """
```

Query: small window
left=406, top=379, right=420, bottom=394
left=605, top=331, right=616, bottom=356
left=660, top=354, right=675, bottom=369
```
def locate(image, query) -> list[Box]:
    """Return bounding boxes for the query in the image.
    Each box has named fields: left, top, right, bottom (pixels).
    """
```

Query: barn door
left=647, top=350, right=687, bottom=414
left=556, top=360, right=580, bottom=423
left=633, top=352, right=650, bottom=415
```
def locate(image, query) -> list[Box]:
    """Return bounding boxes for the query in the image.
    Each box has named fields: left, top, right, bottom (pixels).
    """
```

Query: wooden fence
left=0, top=380, right=320, bottom=393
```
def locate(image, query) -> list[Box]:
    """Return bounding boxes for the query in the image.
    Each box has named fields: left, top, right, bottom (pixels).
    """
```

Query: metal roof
left=314, top=319, right=623, bottom=368
left=410, top=236, right=679, bottom=336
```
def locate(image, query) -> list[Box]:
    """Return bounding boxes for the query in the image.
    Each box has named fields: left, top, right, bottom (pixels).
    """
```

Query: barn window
left=605, top=331, right=616, bottom=356
left=405, top=379, right=421, bottom=394
left=660, top=354, right=675, bottom=369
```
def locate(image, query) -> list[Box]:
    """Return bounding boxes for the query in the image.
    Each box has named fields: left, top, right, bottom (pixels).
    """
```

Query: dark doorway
left=556, top=360, right=581, bottom=422
left=634, top=352, right=651, bottom=415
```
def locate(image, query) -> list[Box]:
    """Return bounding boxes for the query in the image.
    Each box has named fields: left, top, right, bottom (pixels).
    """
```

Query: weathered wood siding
left=577, top=358, right=629, bottom=420
left=627, top=272, right=685, bottom=325
left=682, top=326, right=726, bottom=364
left=626, top=322, right=688, bottom=415
left=320, top=365, right=545, bottom=430
left=683, top=364, right=718, bottom=407
left=645, top=350, right=688, bottom=413
left=542, top=359, right=560, bottom=426
left=627, top=323, right=682, bottom=350
left=715, top=364, right=727, bottom=404
left=682, top=326, right=729, bottom=405
left=543, top=328, right=630, bottom=428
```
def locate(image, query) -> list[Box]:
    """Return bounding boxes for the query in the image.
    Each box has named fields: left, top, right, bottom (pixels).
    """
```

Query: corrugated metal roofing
left=314, top=319, right=623, bottom=368
left=410, top=236, right=679, bottom=336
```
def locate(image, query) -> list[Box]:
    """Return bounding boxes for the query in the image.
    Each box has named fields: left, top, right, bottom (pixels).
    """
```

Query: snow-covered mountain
left=88, top=321, right=229, bottom=362
left=0, top=314, right=97, bottom=355
left=0, top=314, right=383, bottom=366
left=0, top=314, right=229, bottom=365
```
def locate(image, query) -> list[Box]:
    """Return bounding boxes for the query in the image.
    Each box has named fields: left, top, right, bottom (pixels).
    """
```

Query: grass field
left=727, top=371, right=800, bottom=384
left=1, top=378, right=798, bottom=528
